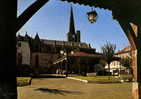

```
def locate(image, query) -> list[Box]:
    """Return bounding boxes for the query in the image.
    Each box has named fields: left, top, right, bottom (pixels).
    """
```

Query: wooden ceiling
left=61, top=0, right=141, bottom=25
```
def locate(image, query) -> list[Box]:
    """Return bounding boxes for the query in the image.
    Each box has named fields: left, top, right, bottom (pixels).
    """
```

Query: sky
left=17, top=0, right=130, bottom=52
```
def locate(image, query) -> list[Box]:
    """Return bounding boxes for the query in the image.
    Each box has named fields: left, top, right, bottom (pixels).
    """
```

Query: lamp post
left=60, top=50, right=68, bottom=77
left=60, top=50, right=74, bottom=77
left=87, top=8, right=98, bottom=23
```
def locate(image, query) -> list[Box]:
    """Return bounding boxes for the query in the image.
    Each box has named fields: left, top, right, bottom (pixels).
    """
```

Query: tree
left=99, top=59, right=107, bottom=68
left=95, top=64, right=105, bottom=75
left=98, top=59, right=107, bottom=75
left=101, top=42, right=116, bottom=78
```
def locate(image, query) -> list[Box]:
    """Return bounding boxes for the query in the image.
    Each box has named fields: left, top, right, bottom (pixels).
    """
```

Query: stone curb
left=67, top=77, right=88, bottom=83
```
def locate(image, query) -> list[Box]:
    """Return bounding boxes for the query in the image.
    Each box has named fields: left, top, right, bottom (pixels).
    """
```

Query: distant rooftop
left=16, top=34, right=95, bottom=50
left=115, top=46, right=131, bottom=55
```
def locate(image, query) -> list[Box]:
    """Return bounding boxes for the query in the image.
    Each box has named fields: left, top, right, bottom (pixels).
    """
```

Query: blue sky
left=17, top=0, right=130, bottom=52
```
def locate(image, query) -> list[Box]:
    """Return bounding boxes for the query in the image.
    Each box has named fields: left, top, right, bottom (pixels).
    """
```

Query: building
left=16, top=35, right=31, bottom=66
left=16, top=34, right=32, bottom=76
left=16, top=7, right=96, bottom=74
left=31, top=52, right=59, bottom=74
left=104, top=24, right=137, bottom=75
left=105, top=46, right=132, bottom=75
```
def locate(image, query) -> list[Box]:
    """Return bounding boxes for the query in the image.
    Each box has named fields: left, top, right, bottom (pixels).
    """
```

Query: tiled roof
left=115, top=46, right=131, bottom=55
left=69, top=51, right=103, bottom=57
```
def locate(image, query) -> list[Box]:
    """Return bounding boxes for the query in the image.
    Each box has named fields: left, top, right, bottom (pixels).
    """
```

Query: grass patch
left=120, top=74, right=132, bottom=79
left=17, top=77, right=32, bottom=87
left=71, top=76, right=121, bottom=83
left=120, top=74, right=132, bottom=81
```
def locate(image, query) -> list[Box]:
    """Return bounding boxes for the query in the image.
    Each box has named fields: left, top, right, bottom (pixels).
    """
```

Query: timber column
left=132, top=25, right=141, bottom=99
left=0, top=1, right=17, bottom=99
left=118, top=19, right=141, bottom=99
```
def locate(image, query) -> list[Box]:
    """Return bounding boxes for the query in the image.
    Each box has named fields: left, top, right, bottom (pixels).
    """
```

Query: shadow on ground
left=35, top=88, right=82, bottom=95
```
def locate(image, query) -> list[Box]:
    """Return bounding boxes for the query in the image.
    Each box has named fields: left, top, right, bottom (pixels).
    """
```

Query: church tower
left=67, top=6, right=81, bottom=42
left=67, top=7, right=77, bottom=42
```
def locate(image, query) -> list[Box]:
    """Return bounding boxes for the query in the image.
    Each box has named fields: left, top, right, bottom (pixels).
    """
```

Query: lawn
left=17, top=77, right=32, bottom=86
left=70, top=75, right=125, bottom=83
left=120, top=74, right=132, bottom=80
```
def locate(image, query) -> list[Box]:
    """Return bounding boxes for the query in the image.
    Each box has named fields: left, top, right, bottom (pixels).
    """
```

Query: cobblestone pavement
left=18, top=77, right=132, bottom=99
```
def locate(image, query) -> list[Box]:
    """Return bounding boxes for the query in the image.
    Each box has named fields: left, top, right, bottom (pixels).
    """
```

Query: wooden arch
left=17, top=0, right=141, bottom=99
left=0, top=0, right=140, bottom=99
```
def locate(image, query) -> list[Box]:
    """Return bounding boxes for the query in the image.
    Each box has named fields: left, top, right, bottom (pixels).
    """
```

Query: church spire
left=67, top=6, right=76, bottom=42
left=69, top=6, right=75, bottom=34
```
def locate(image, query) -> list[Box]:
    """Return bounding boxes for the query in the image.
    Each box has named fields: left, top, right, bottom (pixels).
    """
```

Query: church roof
left=41, top=39, right=91, bottom=49
left=69, top=51, right=103, bottom=57
left=115, top=46, right=131, bottom=55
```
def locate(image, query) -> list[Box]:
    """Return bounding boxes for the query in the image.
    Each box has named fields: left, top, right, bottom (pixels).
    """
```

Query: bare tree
left=101, top=42, right=116, bottom=79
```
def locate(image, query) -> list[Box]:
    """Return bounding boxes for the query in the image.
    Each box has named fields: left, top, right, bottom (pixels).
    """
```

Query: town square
left=0, top=0, right=141, bottom=99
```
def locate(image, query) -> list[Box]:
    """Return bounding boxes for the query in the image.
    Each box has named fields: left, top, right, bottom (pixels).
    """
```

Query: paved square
left=18, top=78, right=131, bottom=99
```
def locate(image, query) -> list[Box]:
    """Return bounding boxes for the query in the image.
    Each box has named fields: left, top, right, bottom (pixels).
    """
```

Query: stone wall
left=31, top=52, right=59, bottom=72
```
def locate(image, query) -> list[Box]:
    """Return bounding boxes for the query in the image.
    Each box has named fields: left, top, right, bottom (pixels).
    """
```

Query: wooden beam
left=16, top=0, right=49, bottom=32
left=61, top=0, right=141, bottom=26
left=118, top=20, right=137, bottom=50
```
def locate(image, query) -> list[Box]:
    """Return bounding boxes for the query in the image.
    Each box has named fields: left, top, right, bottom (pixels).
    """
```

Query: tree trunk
left=0, top=1, right=17, bottom=99
left=108, top=63, right=110, bottom=80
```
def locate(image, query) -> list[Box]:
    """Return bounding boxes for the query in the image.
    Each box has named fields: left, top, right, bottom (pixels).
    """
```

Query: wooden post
left=132, top=48, right=141, bottom=99
left=132, top=25, right=141, bottom=99
left=119, top=20, right=141, bottom=99
left=0, top=1, right=17, bottom=99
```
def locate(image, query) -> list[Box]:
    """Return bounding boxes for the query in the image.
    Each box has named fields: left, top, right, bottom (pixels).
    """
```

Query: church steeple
left=67, top=6, right=81, bottom=42
left=67, top=6, right=76, bottom=42
left=69, top=6, right=75, bottom=34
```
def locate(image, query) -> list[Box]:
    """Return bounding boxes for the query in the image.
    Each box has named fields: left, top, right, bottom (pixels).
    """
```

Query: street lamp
left=59, top=50, right=74, bottom=77
left=60, top=50, right=68, bottom=77
left=87, top=8, right=98, bottom=23
left=60, top=50, right=64, bottom=55
left=71, top=51, right=74, bottom=55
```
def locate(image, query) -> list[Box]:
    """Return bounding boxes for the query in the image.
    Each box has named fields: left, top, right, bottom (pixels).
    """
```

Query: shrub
left=17, top=77, right=32, bottom=87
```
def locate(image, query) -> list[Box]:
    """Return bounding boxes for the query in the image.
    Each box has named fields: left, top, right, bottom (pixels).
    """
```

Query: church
left=16, top=7, right=101, bottom=75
